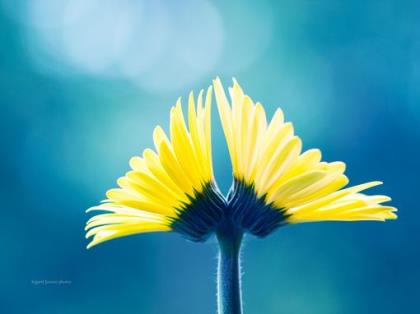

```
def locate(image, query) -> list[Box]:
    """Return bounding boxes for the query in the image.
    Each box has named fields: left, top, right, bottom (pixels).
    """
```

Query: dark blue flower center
left=170, top=178, right=289, bottom=242
left=226, top=178, right=289, bottom=237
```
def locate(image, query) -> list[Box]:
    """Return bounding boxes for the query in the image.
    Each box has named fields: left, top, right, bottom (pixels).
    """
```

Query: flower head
left=85, top=78, right=397, bottom=248
left=213, top=78, right=397, bottom=236
left=86, top=87, right=225, bottom=248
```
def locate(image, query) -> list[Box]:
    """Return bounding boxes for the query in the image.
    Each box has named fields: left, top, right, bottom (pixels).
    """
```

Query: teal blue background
left=1, top=1, right=419, bottom=313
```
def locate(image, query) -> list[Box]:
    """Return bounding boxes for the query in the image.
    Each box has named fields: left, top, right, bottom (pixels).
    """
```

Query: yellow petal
left=87, top=222, right=171, bottom=249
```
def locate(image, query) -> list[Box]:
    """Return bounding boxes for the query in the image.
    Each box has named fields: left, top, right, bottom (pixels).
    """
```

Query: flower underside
left=171, top=179, right=288, bottom=242
left=85, top=78, right=397, bottom=249
left=169, top=182, right=225, bottom=242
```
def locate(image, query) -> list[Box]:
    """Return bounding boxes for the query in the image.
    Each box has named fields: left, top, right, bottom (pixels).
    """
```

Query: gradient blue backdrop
left=1, top=1, right=419, bottom=313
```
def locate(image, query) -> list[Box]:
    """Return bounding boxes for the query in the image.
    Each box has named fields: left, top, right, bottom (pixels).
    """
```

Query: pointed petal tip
left=170, top=106, right=177, bottom=117
left=384, top=212, right=398, bottom=220
left=382, top=196, right=392, bottom=203
left=213, top=77, right=223, bottom=88
left=176, top=100, right=182, bottom=109
left=154, top=125, right=164, bottom=133
left=86, top=205, right=105, bottom=213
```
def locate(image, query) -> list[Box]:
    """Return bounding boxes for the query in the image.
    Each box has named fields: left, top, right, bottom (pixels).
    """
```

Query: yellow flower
left=85, top=78, right=397, bottom=249
left=85, top=87, right=225, bottom=248
left=213, top=78, right=397, bottom=230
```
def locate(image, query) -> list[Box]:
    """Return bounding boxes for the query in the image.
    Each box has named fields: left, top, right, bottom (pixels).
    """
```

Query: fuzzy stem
left=216, top=221, right=243, bottom=314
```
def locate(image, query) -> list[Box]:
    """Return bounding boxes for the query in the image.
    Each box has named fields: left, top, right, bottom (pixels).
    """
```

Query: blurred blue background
left=1, top=0, right=419, bottom=313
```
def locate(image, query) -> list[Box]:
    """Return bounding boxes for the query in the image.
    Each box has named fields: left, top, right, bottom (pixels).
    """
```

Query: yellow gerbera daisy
left=85, top=78, right=396, bottom=314
left=213, top=78, right=396, bottom=236
left=85, top=87, right=226, bottom=248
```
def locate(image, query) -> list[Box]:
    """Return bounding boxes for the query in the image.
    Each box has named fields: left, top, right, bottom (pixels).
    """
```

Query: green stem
left=216, top=221, right=243, bottom=314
